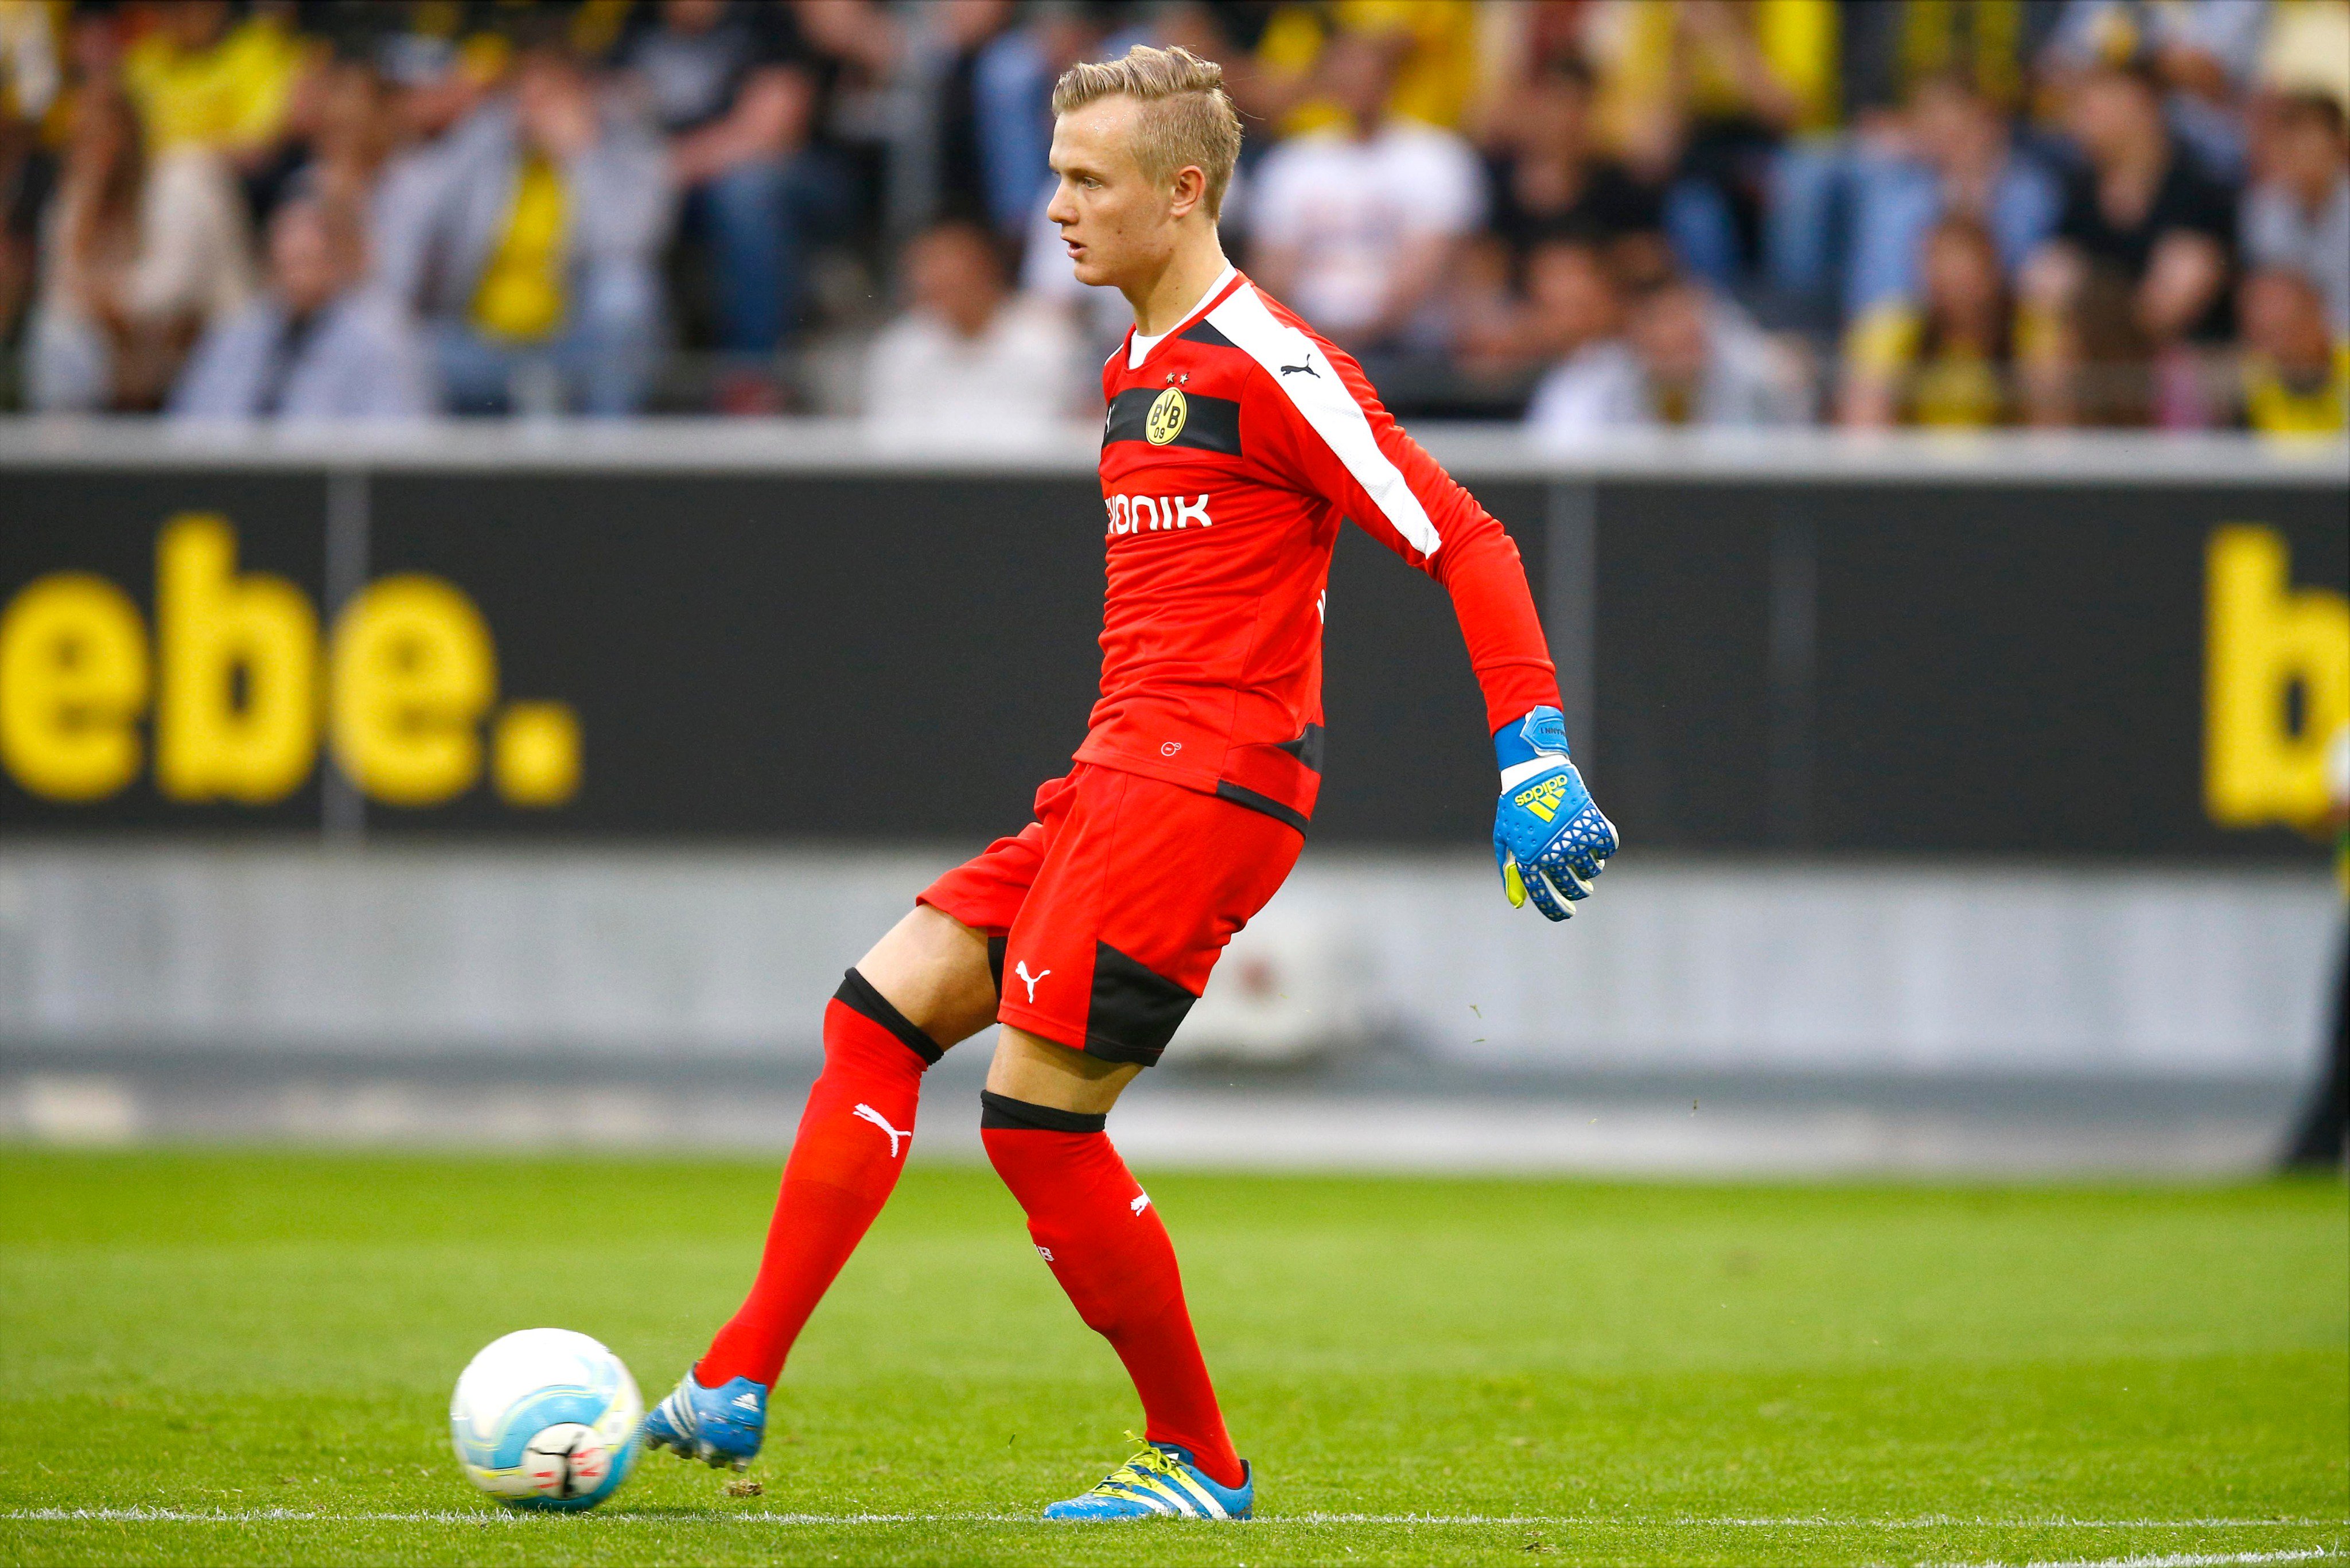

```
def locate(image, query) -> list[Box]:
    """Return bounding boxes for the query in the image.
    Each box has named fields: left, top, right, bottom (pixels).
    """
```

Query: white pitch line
left=1662, top=1519, right=2335, bottom=1532
left=4, top=1508, right=2341, bottom=1531
left=1277, top=1516, right=2339, bottom=1531
left=1931, top=1550, right=2340, bottom=1568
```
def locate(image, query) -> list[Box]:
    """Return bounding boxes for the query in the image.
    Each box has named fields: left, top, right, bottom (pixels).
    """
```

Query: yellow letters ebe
left=0, top=514, right=577, bottom=809
left=2205, top=524, right=2350, bottom=830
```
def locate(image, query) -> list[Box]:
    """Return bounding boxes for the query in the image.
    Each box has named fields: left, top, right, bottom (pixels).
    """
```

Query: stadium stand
left=0, top=0, right=2339, bottom=429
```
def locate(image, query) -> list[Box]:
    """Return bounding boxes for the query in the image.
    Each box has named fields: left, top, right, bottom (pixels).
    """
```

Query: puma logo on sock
left=852, top=1103, right=909, bottom=1157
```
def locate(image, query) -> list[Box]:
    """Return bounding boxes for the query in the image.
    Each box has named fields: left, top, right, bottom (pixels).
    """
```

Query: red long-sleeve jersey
left=1076, top=267, right=1560, bottom=831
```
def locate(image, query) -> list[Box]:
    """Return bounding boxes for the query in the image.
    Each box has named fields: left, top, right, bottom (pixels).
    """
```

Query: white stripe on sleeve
left=1205, top=285, right=1442, bottom=557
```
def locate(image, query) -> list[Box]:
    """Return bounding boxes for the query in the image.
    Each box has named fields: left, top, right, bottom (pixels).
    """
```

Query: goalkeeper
left=645, top=43, right=1617, bottom=1521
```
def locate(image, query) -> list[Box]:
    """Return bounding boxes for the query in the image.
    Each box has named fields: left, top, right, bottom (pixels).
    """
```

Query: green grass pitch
left=0, top=1149, right=2342, bottom=1566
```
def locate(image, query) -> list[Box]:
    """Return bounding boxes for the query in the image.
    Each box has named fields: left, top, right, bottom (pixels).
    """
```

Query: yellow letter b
left=155, top=515, right=319, bottom=803
left=2204, top=525, right=2350, bottom=830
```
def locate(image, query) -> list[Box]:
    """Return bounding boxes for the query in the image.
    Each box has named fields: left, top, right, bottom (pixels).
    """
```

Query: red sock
left=980, top=1092, right=1244, bottom=1489
left=698, top=971, right=938, bottom=1388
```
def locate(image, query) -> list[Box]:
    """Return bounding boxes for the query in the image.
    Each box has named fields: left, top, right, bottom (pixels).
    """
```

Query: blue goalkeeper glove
left=1493, top=706, right=1618, bottom=921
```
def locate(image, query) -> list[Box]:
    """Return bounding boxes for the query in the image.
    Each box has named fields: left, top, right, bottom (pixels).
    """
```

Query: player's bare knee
left=985, top=1026, right=1140, bottom=1114
left=854, top=905, right=998, bottom=1049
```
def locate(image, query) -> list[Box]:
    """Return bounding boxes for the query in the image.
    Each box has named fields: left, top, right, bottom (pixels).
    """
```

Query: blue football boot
left=1043, top=1439, right=1253, bottom=1520
left=641, top=1366, right=766, bottom=1470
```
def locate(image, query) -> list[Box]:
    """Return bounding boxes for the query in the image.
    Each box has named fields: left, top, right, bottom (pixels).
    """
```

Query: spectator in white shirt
left=24, top=81, right=254, bottom=411
left=1528, top=273, right=1809, bottom=436
left=170, top=196, right=434, bottom=421
left=865, top=219, right=1079, bottom=437
left=1246, top=29, right=1483, bottom=355
left=2241, top=91, right=2350, bottom=338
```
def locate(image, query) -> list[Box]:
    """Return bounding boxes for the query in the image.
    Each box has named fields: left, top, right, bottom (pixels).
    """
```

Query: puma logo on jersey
left=1279, top=361, right=1319, bottom=378
left=1104, top=493, right=1212, bottom=536
left=1130, top=1192, right=1151, bottom=1216
left=1513, top=775, right=1571, bottom=823
left=852, top=1103, right=910, bottom=1157
left=1013, top=960, right=1051, bottom=1003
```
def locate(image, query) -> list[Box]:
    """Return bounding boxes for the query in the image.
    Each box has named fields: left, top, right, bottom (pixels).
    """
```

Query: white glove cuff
left=1499, top=755, right=1568, bottom=792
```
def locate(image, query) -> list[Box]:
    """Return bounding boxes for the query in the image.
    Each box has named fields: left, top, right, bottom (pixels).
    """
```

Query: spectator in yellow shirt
left=2236, top=264, right=2348, bottom=435
left=372, top=29, right=670, bottom=414
left=1586, top=0, right=1833, bottom=290
left=1252, top=0, right=1481, bottom=136
left=1839, top=214, right=2013, bottom=427
left=119, top=0, right=307, bottom=162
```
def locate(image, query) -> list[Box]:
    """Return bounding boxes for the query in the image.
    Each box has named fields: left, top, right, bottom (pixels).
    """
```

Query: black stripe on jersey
left=1179, top=319, right=1236, bottom=349
left=1277, top=723, right=1326, bottom=773
left=1103, top=387, right=1243, bottom=455
left=1215, top=780, right=1310, bottom=834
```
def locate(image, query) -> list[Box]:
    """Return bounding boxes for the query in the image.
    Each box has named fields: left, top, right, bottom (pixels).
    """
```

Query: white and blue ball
left=450, top=1328, right=641, bottom=1511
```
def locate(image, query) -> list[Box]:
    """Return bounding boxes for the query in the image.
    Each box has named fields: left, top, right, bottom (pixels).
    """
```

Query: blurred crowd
left=0, top=0, right=2343, bottom=433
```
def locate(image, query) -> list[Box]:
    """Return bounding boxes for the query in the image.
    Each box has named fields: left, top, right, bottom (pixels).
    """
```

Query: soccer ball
left=449, top=1328, right=642, bottom=1511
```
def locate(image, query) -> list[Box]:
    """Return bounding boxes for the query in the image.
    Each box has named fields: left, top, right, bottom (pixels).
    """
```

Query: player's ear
left=1166, top=163, right=1208, bottom=221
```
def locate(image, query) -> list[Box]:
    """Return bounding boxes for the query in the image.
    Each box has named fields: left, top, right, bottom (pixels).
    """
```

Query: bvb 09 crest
left=1145, top=386, right=1188, bottom=445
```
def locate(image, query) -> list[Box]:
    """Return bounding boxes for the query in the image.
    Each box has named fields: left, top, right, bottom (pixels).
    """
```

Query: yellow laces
left=1084, top=1433, right=1200, bottom=1508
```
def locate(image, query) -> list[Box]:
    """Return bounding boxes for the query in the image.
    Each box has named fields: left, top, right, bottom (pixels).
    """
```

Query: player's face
left=1046, top=96, right=1178, bottom=291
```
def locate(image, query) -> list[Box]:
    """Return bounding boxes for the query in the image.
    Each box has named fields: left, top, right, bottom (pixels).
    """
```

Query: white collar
left=1126, top=263, right=1238, bottom=369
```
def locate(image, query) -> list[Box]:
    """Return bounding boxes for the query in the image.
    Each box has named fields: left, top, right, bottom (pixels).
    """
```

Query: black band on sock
left=979, top=1090, right=1106, bottom=1134
left=834, top=968, right=944, bottom=1065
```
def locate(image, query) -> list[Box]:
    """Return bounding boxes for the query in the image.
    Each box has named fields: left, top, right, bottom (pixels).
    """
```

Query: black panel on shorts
left=834, top=967, right=944, bottom=1064
left=1082, top=941, right=1198, bottom=1067
left=979, top=1090, right=1107, bottom=1134
left=1215, top=779, right=1310, bottom=834
left=1278, top=723, right=1326, bottom=772
left=986, top=935, right=1007, bottom=998
left=1102, top=387, right=1243, bottom=456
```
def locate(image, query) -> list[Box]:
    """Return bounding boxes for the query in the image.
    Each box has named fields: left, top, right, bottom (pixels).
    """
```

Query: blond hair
left=1051, top=45, right=1242, bottom=220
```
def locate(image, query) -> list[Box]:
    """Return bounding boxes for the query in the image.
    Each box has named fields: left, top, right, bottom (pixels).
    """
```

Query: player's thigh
left=985, top=1024, right=1142, bottom=1114
left=883, top=779, right=1074, bottom=1047
left=855, top=904, right=999, bottom=1048
left=998, top=767, right=1306, bottom=1073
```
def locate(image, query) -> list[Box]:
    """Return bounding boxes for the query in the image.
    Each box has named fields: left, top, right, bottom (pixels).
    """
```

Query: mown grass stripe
left=5, top=1508, right=2341, bottom=1530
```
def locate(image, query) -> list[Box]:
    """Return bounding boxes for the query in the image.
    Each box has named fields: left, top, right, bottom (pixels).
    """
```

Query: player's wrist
left=1493, top=706, right=1570, bottom=785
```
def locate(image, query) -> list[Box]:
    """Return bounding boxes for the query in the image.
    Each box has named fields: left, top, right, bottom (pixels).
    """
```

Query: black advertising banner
left=2, top=471, right=330, bottom=833
left=1, top=462, right=2341, bottom=859
left=1593, top=481, right=2349, bottom=857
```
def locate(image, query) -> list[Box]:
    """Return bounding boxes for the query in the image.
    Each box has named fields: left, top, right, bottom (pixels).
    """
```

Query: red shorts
left=917, top=763, right=1305, bottom=1066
